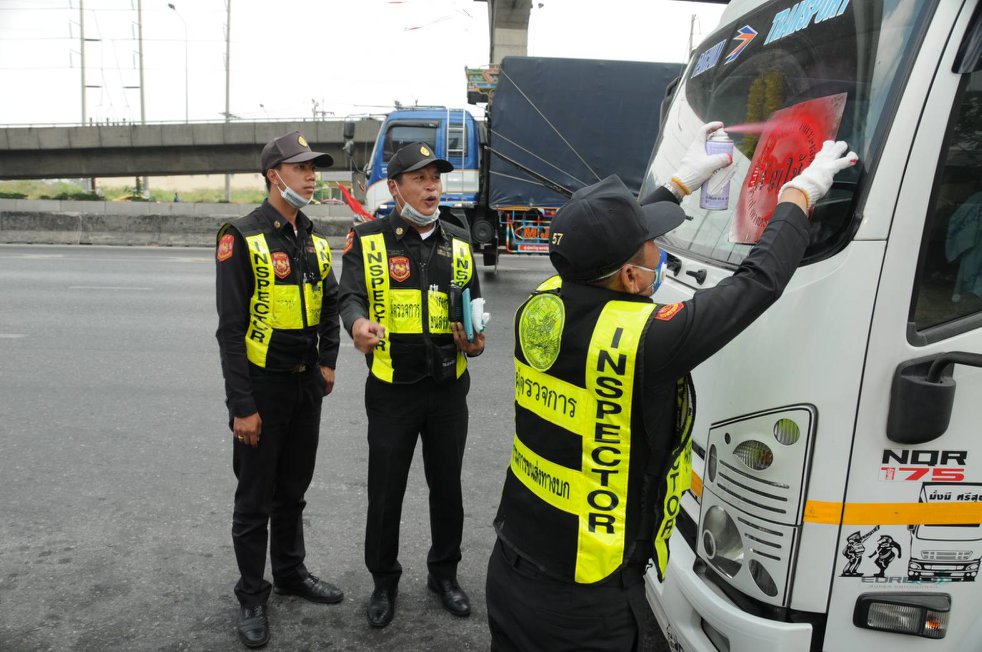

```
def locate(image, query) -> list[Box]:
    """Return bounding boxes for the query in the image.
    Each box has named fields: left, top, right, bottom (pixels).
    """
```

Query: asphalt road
left=0, top=244, right=667, bottom=652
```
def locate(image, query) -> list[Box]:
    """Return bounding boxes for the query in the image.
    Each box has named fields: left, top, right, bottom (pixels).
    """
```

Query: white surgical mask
left=394, top=187, right=440, bottom=227
left=273, top=170, right=311, bottom=209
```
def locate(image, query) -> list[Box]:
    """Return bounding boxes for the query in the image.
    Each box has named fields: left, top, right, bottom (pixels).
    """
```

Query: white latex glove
left=671, top=121, right=733, bottom=195
left=780, top=140, right=858, bottom=209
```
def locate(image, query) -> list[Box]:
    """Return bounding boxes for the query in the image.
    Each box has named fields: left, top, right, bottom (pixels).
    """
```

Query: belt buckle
left=293, top=364, right=307, bottom=374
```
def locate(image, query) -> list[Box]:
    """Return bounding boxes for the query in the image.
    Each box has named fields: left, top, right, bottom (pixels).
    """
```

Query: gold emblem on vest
left=272, top=252, right=291, bottom=280
left=389, top=255, right=411, bottom=282
left=518, top=293, right=564, bottom=371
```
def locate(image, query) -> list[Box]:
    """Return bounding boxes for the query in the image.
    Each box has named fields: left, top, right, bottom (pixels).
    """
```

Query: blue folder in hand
left=462, top=288, right=473, bottom=342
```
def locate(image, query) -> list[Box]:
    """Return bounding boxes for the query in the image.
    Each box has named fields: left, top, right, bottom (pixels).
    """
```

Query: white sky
left=0, top=0, right=726, bottom=126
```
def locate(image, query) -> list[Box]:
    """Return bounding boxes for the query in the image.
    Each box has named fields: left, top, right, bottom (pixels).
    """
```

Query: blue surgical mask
left=273, top=170, right=311, bottom=209
left=632, top=249, right=668, bottom=297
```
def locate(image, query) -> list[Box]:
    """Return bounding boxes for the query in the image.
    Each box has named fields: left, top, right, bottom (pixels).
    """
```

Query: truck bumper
left=644, top=535, right=813, bottom=652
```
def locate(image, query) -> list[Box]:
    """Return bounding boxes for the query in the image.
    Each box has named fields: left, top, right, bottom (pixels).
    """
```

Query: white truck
left=907, top=483, right=982, bottom=583
left=641, top=0, right=982, bottom=649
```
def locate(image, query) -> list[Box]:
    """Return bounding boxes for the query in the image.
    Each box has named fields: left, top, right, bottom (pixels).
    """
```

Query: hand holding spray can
left=700, top=130, right=734, bottom=211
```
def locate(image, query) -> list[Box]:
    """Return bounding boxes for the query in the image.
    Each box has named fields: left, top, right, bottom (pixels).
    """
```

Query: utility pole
left=137, top=0, right=149, bottom=198
left=224, top=0, right=232, bottom=202
left=80, top=0, right=86, bottom=124
left=80, top=0, right=92, bottom=193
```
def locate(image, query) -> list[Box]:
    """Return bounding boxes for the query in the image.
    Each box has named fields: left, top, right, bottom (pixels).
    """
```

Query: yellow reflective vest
left=220, top=212, right=333, bottom=370
left=495, top=276, right=694, bottom=584
left=354, top=218, right=475, bottom=383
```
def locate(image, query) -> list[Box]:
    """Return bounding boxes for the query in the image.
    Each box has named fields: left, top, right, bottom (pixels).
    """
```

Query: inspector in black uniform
left=338, top=142, right=484, bottom=628
left=487, top=137, right=858, bottom=651
left=216, top=131, right=343, bottom=648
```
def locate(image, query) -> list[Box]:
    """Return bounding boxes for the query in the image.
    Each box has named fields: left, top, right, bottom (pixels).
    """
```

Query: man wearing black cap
left=338, top=141, right=485, bottom=628
left=485, top=129, right=857, bottom=650
left=216, top=131, right=344, bottom=648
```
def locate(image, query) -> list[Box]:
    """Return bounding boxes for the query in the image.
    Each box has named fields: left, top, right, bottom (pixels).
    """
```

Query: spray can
left=700, top=130, right=733, bottom=211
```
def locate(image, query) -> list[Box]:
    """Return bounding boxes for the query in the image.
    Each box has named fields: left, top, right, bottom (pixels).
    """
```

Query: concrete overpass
left=0, top=119, right=381, bottom=180
left=0, top=0, right=533, bottom=181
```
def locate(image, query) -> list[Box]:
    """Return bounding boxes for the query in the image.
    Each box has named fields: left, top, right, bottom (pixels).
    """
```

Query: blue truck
left=349, top=56, right=681, bottom=266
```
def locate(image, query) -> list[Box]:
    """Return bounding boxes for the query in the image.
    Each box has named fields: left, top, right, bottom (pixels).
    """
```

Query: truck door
left=825, top=3, right=982, bottom=646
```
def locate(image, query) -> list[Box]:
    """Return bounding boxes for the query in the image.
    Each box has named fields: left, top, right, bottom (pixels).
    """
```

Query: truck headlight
left=773, top=418, right=800, bottom=445
left=733, top=439, right=773, bottom=470
left=910, top=562, right=922, bottom=570
left=707, top=444, right=718, bottom=483
left=854, top=593, right=950, bottom=639
left=702, top=505, right=743, bottom=578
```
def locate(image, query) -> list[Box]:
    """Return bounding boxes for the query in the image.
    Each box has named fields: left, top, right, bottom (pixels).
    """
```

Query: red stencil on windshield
left=731, top=93, right=847, bottom=244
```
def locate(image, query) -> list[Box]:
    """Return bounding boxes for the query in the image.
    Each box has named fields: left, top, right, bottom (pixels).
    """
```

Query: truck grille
left=921, top=550, right=972, bottom=561
left=716, top=459, right=791, bottom=516
left=698, top=405, right=816, bottom=608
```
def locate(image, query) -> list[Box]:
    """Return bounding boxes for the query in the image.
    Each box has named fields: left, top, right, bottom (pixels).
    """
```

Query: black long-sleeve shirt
left=634, top=194, right=810, bottom=556
left=215, top=201, right=340, bottom=417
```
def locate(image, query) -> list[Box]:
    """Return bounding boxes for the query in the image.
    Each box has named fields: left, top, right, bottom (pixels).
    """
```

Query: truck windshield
left=640, top=0, right=936, bottom=266
left=382, top=124, right=438, bottom=162
left=915, top=523, right=982, bottom=542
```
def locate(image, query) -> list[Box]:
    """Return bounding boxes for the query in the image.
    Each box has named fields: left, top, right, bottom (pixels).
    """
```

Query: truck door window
left=641, top=0, right=934, bottom=266
left=382, top=125, right=438, bottom=162
left=912, top=69, right=982, bottom=332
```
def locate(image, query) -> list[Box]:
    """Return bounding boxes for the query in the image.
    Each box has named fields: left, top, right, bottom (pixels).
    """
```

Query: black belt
left=249, top=362, right=312, bottom=376
left=498, top=539, right=644, bottom=588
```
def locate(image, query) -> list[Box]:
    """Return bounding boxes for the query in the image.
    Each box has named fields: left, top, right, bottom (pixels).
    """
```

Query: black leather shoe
left=273, top=575, right=344, bottom=604
left=237, top=604, right=269, bottom=648
left=427, top=575, right=471, bottom=617
left=366, top=587, right=396, bottom=628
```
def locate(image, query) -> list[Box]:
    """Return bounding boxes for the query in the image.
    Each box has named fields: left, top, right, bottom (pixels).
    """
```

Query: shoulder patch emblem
left=519, top=293, right=565, bottom=371
left=217, top=233, right=234, bottom=262
left=343, top=229, right=355, bottom=255
left=655, top=303, right=684, bottom=321
left=272, top=251, right=291, bottom=280
left=389, top=255, right=411, bottom=282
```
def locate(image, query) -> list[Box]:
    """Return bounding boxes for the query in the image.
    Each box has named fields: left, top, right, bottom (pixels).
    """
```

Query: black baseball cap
left=549, top=175, right=685, bottom=282
left=260, top=131, right=333, bottom=173
left=386, top=142, right=454, bottom=179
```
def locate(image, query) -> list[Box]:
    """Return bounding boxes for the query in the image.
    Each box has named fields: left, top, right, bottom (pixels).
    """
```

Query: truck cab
left=361, top=107, right=480, bottom=224
left=641, top=0, right=982, bottom=649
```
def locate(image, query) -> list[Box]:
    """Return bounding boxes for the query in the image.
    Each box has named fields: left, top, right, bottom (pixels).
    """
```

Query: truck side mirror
left=887, top=352, right=982, bottom=444
left=343, top=120, right=356, bottom=140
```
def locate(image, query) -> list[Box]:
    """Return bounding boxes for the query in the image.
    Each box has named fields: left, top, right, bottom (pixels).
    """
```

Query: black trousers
left=486, top=539, right=646, bottom=652
left=231, top=368, right=324, bottom=607
left=364, top=372, right=469, bottom=589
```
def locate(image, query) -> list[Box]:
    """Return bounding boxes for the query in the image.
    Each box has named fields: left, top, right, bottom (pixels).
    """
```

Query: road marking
left=68, top=286, right=154, bottom=291
left=0, top=334, right=27, bottom=338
